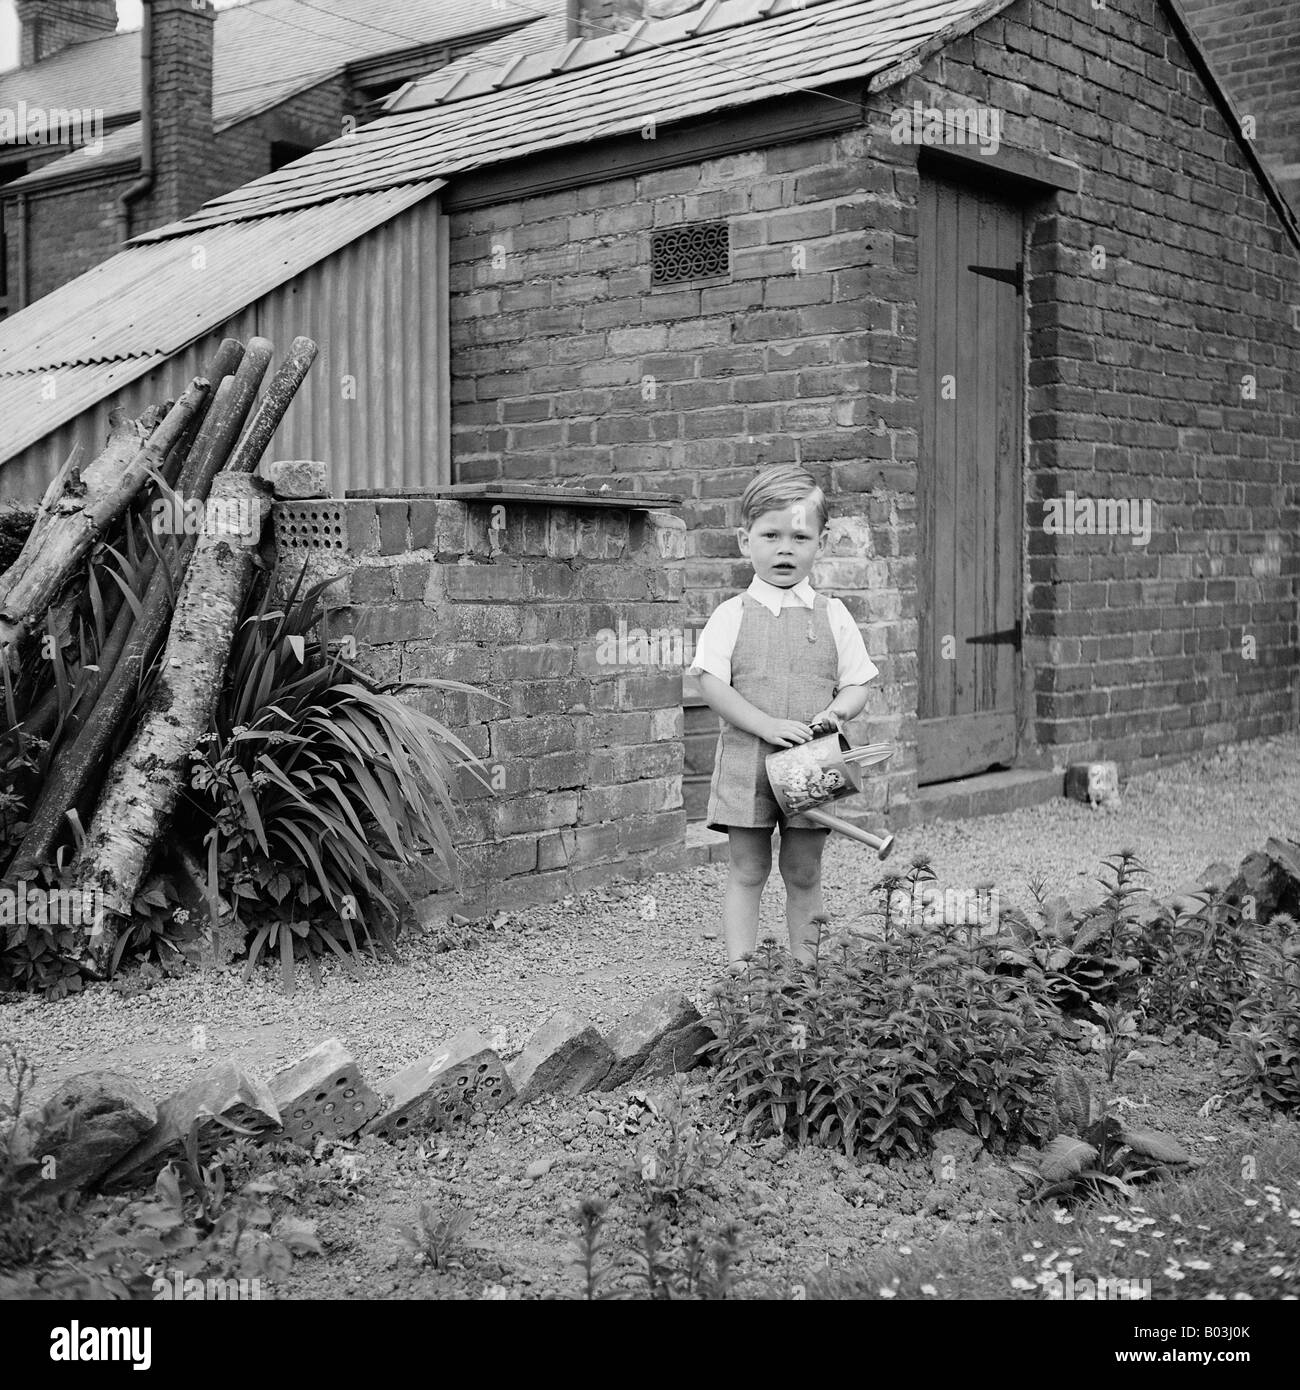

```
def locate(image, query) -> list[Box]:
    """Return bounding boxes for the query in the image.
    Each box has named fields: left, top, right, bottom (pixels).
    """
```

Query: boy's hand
left=759, top=718, right=815, bottom=748
left=808, top=707, right=844, bottom=735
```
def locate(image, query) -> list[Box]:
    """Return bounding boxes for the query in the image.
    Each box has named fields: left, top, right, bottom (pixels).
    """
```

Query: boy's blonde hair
left=739, top=464, right=828, bottom=532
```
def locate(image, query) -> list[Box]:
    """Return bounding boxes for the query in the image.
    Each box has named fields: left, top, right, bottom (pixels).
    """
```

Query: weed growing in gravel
left=396, top=1200, right=474, bottom=1270
left=705, top=869, right=1057, bottom=1161
left=1009, top=1069, right=1193, bottom=1206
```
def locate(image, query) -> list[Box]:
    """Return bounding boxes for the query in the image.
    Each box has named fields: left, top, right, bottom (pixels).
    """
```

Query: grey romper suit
left=705, top=592, right=839, bottom=833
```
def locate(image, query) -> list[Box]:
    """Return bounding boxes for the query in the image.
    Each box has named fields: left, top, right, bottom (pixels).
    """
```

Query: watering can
left=765, top=723, right=896, bottom=859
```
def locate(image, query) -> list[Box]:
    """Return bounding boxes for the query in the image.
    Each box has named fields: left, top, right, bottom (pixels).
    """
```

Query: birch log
left=3, top=370, right=260, bottom=889
left=0, top=381, right=209, bottom=661
left=75, top=473, right=271, bottom=974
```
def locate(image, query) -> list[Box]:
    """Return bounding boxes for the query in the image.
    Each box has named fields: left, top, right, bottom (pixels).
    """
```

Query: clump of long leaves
left=705, top=859, right=1058, bottom=1162
left=183, top=566, right=491, bottom=992
left=0, top=506, right=167, bottom=996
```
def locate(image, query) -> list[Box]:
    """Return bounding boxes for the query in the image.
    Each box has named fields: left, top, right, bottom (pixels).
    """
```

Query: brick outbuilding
left=0, top=0, right=1296, bottom=848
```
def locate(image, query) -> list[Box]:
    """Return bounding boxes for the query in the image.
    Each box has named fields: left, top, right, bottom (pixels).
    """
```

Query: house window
left=651, top=221, right=729, bottom=286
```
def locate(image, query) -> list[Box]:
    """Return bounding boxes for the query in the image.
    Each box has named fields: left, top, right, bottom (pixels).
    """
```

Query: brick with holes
left=267, top=1038, right=380, bottom=1148
left=364, top=1031, right=514, bottom=1141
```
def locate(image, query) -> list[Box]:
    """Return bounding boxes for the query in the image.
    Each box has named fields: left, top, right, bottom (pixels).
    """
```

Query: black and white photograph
left=0, top=0, right=1295, bottom=1345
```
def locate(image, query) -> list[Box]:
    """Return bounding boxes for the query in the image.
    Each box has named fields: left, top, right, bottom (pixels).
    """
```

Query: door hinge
left=965, top=621, right=1021, bottom=651
left=967, top=259, right=1024, bottom=296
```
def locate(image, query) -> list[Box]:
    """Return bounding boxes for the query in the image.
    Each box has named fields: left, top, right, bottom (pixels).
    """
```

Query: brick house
left=1180, top=0, right=1300, bottom=216
left=0, top=0, right=1296, bottom=861
left=0, top=0, right=566, bottom=317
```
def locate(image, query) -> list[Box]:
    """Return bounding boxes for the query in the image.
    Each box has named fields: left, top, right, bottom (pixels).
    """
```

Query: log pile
left=0, top=334, right=318, bottom=977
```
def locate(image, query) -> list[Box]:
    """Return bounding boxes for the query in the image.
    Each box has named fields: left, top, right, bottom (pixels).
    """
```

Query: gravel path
left=4, top=731, right=1297, bottom=1107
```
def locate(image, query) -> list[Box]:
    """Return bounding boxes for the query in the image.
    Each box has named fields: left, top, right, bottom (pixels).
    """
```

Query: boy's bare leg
left=778, top=826, right=831, bottom=966
left=723, top=827, right=774, bottom=967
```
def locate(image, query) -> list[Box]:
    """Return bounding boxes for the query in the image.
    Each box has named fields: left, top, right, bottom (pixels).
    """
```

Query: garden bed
left=2, top=731, right=1299, bottom=1299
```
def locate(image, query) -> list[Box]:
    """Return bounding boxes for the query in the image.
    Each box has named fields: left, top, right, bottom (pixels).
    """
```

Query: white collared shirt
left=689, top=576, right=879, bottom=689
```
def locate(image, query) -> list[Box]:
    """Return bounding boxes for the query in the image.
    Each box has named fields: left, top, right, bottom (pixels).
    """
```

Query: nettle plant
left=998, top=851, right=1149, bottom=1016
left=705, top=859, right=1058, bottom=1162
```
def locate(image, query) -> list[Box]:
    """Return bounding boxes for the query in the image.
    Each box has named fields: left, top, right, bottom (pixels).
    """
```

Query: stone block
left=601, top=991, right=706, bottom=1089
left=12, top=1072, right=156, bottom=1197
left=508, top=1011, right=614, bottom=1102
left=1064, top=761, right=1119, bottom=807
left=258, top=459, right=329, bottom=498
left=629, top=1020, right=716, bottom=1084
left=364, top=1031, right=513, bottom=1141
left=268, top=1039, right=381, bottom=1147
left=100, top=1063, right=280, bottom=1191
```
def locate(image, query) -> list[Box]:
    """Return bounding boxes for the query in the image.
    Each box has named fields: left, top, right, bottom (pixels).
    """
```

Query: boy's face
left=738, top=497, right=826, bottom=588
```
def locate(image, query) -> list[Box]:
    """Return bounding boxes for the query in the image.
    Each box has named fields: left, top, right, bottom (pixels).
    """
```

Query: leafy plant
left=1227, top=914, right=1300, bottom=1113
left=396, top=1200, right=474, bottom=1270
left=629, top=1085, right=730, bottom=1206
left=1010, top=1068, right=1193, bottom=1205
left=1136, top=889, right=1261, bottom=1044
left=998, top=851, right=1148, bottom=1015
left=569, top=1195, right=621, bottom=1300
left=182, top=565, right=493, bottom=993
left=706, top=859, right=1057, bottom=1162
left=1092, top=1002, right=1140, bottom=1083
left=568, top=1197, right=746, bottom=1301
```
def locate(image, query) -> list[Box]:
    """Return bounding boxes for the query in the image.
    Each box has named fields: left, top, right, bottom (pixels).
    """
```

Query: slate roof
left=0, top=0, right=538, bottom=186
left=135, top=0, right=1001, bottom=236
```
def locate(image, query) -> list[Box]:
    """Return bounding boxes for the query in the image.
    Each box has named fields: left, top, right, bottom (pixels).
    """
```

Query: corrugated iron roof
left=0, top=0, right=538, bottom=160
left=135, top=0, right=1002, bottom=237
left=0, top=180, right=443, bottom=460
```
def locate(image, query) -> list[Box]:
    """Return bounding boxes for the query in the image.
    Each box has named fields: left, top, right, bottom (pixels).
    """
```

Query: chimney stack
left=17, top=0, right=117, bottom=67
left=145, top=0, right=216, bottom=226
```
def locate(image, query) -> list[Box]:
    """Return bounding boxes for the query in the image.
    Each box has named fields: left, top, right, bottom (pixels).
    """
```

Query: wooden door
left=916, top=172, right=1025, bottom=784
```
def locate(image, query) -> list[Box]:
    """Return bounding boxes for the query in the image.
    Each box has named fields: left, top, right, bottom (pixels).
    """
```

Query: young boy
left=688, top=464, right=878, bottom=968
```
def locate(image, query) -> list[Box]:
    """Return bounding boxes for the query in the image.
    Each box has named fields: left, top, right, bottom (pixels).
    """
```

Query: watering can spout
left=803, top=809, right=895, bottom=859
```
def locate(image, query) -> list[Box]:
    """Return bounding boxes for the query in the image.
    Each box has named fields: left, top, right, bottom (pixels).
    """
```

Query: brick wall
left=271, top=495, right=687, bottom=912
left=446, top=0, right=1300, bottom=799
left=1181, top=0, right=1300, bottom=205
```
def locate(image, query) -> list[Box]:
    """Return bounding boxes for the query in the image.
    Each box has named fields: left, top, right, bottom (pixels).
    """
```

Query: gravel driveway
left=4, top=731, right=1297, bottom=1108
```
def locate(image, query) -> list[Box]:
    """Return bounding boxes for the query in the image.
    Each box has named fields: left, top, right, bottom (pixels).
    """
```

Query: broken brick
left=508, top=1011, right=614, bottom=1102
left=268, top=1038, right=380, bottom=1147
left=100, top=1063, right=279, bottom=1192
